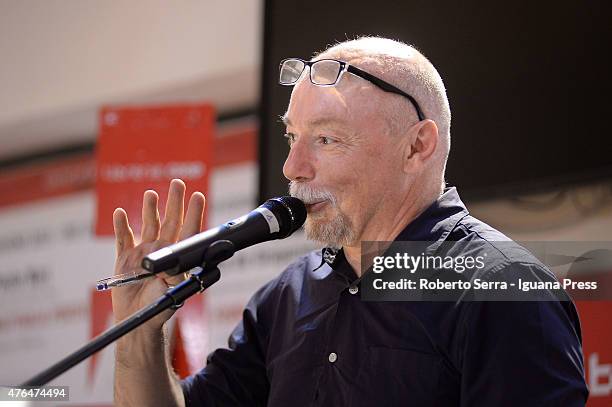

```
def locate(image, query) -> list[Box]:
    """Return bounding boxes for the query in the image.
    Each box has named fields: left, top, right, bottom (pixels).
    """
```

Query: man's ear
left=402, top=119, right=438, bottom=173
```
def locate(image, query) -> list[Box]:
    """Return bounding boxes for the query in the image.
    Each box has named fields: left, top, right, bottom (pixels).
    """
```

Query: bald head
left=314, top=37, right=451, bottom=189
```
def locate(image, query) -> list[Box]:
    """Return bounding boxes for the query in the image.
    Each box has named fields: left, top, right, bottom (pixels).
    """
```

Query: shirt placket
left=313, top=250, right=365, bottom=405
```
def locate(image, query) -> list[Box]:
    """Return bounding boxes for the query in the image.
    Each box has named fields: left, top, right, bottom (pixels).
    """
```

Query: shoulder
left=448, top=213, right=548, bottom=273
left=451, top=217, right=581, bottom=330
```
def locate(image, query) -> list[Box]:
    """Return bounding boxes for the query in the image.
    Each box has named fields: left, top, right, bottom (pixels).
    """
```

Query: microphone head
left=262, top=196, right=307, bottom=238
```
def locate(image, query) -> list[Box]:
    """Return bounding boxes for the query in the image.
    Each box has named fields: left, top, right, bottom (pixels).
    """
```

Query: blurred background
left=0, top=0, right=610, bottom=405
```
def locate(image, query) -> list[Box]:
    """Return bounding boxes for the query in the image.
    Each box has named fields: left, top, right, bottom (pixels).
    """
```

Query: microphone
left=141, top=196, right=307, bottom=274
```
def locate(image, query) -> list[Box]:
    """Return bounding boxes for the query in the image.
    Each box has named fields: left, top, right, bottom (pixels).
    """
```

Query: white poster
left=0, top=160, right=315, bottom=404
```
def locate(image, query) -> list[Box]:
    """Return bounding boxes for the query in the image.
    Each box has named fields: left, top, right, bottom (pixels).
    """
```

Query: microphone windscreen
left=263, top=196, right=306, bottom=237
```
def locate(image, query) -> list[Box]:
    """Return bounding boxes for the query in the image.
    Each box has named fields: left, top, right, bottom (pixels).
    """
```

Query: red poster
left=577, top=301, right=612, bottom=406
left=95, top=104, right=214, bottom=236
left=93, top=104, right=215, bottom=380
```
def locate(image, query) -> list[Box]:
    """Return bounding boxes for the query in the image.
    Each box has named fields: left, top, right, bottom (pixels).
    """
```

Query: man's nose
left=282, top=138, right=315, bottom=182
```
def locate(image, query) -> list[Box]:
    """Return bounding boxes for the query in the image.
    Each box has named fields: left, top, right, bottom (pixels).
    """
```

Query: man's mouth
left=305, top=200, right=328, bottom=213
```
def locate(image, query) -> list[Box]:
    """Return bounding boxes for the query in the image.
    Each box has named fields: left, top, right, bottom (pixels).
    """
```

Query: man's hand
left=111, top=178, right=205, bottom=332
left=112, top=179, right=200, bottom=406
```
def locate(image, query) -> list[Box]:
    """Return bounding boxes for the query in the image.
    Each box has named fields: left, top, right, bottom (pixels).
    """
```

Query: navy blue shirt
left=182, top=188, right=588, bottom=406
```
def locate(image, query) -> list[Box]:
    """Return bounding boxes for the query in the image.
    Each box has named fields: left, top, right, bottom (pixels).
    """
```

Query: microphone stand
left=21, top=240, right=236, bottom=387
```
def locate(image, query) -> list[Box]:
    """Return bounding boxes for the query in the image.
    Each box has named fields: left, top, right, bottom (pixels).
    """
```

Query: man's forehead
left=285, top=78, right=379, bottom=123
left=282, top=115, right=352, bottom=130
left=282, top=95, right=356, bottom=131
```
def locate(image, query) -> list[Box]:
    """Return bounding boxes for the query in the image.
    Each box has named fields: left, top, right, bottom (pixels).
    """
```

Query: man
left=112, top=37, right=588, bottom=406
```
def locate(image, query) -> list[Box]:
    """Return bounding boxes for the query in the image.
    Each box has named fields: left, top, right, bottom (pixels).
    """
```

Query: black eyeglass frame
left=279, top=58, right=425, bottom=121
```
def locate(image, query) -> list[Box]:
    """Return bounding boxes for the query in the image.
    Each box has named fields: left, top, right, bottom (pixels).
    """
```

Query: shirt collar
left=316, top=187, right=469, bottom=272
left=315, top=246, right=343, bottom=271
left=395, top=186, right=469, bottom=242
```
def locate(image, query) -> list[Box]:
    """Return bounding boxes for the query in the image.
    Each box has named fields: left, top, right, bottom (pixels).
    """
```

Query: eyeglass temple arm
left=347, top=65, right=425, bottom=121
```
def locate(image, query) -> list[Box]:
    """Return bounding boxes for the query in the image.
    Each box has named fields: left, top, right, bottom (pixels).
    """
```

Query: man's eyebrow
left=307, top=118, right=350, bottom=129
left=280, top=115, right=291, bottom=126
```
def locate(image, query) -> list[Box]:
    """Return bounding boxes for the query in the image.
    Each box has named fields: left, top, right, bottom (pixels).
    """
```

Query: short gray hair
left=314, top=37, right=451, bottom=179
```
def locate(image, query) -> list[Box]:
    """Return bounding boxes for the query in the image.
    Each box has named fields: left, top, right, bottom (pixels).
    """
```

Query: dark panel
left=260, top=0, right=612, bottom=202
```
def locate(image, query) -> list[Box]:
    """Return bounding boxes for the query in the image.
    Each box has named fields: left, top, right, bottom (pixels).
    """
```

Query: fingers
left=161, top=186, right=205, bottom=286
left=159, top=271, right=189, bottom=287
left=179, top=192, right=206, bottom=240
left=141, top=190, right=160, bottom=243
left=160, top=179, right=186, bottom=242
left=113, top=208, right=135, bottom=256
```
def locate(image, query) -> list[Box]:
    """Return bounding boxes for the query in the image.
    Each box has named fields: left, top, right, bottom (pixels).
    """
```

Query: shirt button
left=348, top=285, right=359, bottom=295
left=328, top=352, right=338, bottom=363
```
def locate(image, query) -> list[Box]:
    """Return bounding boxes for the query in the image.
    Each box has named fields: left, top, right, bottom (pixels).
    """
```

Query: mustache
left=289, top=181, right=337, bottom=205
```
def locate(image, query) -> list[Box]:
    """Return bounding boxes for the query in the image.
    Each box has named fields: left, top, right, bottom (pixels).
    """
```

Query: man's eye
left=319, top=136, right=333, bottom=145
